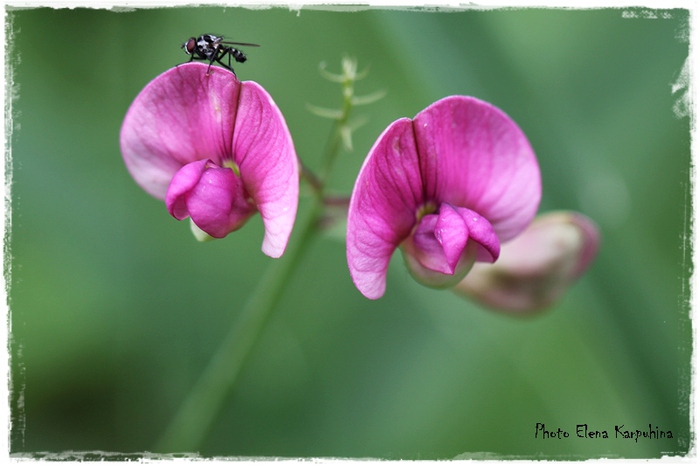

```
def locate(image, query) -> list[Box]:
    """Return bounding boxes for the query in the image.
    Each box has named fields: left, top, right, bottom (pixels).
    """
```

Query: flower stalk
left=154, top=201, right=322, bottom=453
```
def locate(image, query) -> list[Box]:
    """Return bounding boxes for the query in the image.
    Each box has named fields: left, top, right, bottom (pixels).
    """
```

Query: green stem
left=318, top=82, right=354, bottom=182
left=154, top=201, right=322, bottom=453
left=318, top=121, right=344, bottom=183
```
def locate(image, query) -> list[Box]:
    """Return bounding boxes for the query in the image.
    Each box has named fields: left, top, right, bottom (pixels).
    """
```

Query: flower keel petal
left=452, top=206, right=500, bottom=262
left=166, top=160, right=256, bottom=239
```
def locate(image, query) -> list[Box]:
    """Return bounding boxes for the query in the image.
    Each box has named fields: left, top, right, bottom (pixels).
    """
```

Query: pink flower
left=347, top=96, right=541, bottom=299
left=453, top=211, right=600, bottom=314
left=120, top=63, right=299, bottom=258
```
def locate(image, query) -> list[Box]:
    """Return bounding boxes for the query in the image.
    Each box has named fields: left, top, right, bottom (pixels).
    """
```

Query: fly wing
left=221, top=41, right=260, bottom=47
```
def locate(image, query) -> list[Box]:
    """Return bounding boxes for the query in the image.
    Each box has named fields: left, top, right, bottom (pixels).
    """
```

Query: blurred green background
left=7, top=5, right=692, bottom=459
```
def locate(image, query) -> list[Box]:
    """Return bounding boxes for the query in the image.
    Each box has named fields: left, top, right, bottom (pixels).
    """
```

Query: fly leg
left=213, top=48, right=237, bottom=76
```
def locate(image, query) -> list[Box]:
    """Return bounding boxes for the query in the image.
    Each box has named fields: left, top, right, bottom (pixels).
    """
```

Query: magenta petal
left=185, top=167, right=254, bottom=238
left=120, top=63, right=241, bottom=200
left=347, top=118, right=424, bottom=299
left=165, top=160, right=256, bottom=238
left=400, top=204, right=492, bottom=290
left=231, top=81, right=299, bottom=258
left=166, top=159, right=210, bottom=220
left=413, top=96, right=541, bottom=242
left=409, top=214, right=451, bottom=274
left=452, top=206, right=500, bottom=262
left=411, top=205, right=469, bottom=273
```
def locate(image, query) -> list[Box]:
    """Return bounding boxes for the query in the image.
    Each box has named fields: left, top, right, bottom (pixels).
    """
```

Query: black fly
left=181, top=34, right=259, bottom=76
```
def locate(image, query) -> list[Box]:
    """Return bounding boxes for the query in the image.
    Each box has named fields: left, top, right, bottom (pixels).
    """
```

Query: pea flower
left=453, top=211, right=600, bottom=314
left=120, top=62, right=299, bottom=258
left=347, top=96, right=541, bottom=299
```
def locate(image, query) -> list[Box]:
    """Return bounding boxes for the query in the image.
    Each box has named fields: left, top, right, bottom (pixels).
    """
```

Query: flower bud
left=453, top=211, right=600, bottom=313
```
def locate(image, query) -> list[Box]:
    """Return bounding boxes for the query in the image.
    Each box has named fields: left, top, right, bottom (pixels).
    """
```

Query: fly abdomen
left=231, top=49, right=247, bottom=63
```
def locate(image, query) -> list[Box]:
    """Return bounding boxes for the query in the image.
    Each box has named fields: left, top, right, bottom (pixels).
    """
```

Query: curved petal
left=231, top=81, right=299, bottom=257
left=453, top=211, right=600, bottom=314
left=120, top=63, right=241, bottom=199
left=452, top=206, right=500, bottom=262
left=185, top=167, right=255, bottom=238
left=165, top=160, right=256, bottom=238
left=166, top=159, right=211, bottom=220
left=413, top=96, right=541, bottom=242
left=400, top=204, right=495, bottom=290
left=401, top=240, right=479, bottom=290
left=409, top=205, right=468, bottom=274
left=347, top=118, right=425, bottom=299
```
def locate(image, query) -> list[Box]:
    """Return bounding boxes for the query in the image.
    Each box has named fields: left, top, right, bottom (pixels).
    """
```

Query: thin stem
left=299, top=160, right=324, bottom=197
left=154, top=202, right=321, bottom=453
left=317, top=60, right=356, bottom=182
left=323, top=195, right=351, bottom=208
left=318, top=119, right=346, bottom=183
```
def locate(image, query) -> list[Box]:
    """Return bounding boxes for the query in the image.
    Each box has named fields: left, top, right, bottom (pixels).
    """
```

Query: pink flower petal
left=409, top=205, right=468, bottom=274
left=166, top=159, right=211, bottom=220
left=347, top=118, right=425, bottom=299
left=401, top=224, right=478, bottom=290
left=452, top=206, right=500, bottom=262
left=166, top=160, right=256, bottom=238
left=120, top=63, right=241, bottom=200
left=232, top=81, right=299, bottom=258
left=414, top=96, right=541, bottom=242
left=400, top=204, right=499, bottom=290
